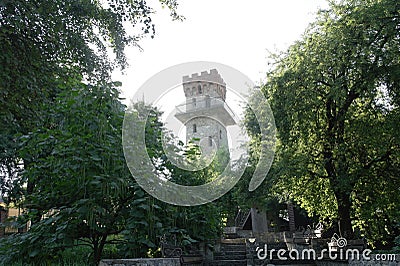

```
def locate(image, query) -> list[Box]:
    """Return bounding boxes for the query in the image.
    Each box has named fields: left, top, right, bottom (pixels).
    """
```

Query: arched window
left=193, top=124, right=197, bottom=133
left=198, top=85, right=202, bottom=94
left=219, top=129, right=222, bottom=139
left=208, top=136, right=212, bottom=147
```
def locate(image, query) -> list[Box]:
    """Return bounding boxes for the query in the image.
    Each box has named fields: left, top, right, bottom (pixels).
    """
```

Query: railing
left=175, top=97, right=236, bottom=121
left=235, top=209, right=251, bottom=229
left=159, top=234, right=182, bottom=258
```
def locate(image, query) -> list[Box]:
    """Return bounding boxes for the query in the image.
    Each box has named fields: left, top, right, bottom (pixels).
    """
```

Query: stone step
left=213, top=255, right=247, bottom=260
left=214, top=253, right=247, bottom=260
left=212, top=237, right=249, bottom=265
left=220, top=238, right=246, bottom=244
left=207, top=259, right=247, bottom=266
left=220, top=249, right=246, bottom=254
left=221, top=246, right=246, bottom=252
left=220, top=243, right=246, bottom=248
left=268, top=259, right=316, bottom=265
left=214, top=251, right=246, bottom=255
left=224, top=233, right=241, bottom=239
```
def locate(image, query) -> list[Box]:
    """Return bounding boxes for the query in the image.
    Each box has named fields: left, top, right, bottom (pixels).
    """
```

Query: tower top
left=182, top=69, right=226, bottom=86
left=176, top=69, right=235, bottom=126
left=182, top=69, right=227, bottom=101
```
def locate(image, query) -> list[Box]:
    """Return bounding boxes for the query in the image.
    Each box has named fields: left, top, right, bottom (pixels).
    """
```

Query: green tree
left=0, top=0, right=181, bottom=208
left=260, top=0, right=399, bottom=243
left=0, top=83, right=139, bottom=265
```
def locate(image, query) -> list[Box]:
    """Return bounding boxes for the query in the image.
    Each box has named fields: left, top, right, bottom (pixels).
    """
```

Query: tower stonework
left=175, top=69, right=235, bottom=155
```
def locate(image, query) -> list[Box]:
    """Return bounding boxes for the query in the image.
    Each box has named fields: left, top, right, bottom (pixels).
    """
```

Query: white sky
left=113, top=0, right=330, bottom=101
left=112, top=0, right=331, bottom=162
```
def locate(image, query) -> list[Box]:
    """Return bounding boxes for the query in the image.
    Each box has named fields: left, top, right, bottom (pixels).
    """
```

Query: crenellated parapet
left=182, top=69, right=226, bottom=85
left=182, top=69, right=226, bottom=100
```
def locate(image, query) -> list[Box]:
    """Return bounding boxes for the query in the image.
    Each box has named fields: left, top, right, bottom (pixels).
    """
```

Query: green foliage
left=254, top=0, right=400, bottom=244
left=392, top=234, right=400, bottom=253
left=0, top=0, right=182, bottom=205
left=0, top=91, right=225, bottom=264
left=1, top=84, right=133, bottom=265
left=2, top=245, right=92, bottom=266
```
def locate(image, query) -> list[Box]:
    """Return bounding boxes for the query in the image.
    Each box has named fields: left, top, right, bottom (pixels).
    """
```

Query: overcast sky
left=113, top=0, right=330, bottom=101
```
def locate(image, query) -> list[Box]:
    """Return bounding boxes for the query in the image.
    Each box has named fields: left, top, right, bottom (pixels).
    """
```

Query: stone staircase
left=206, top=228, right=319, bottom=265
left=207, top=234, right=318, bottom=266
left=209, top=239, right=247, bottom=265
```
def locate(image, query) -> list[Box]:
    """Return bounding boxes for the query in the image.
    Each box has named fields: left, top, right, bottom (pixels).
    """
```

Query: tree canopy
left=0, top=0, right=182, bottom=204
left=256, top=0, right=399, bottom=245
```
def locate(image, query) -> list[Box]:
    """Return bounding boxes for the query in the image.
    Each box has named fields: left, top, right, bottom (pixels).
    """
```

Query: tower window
left=208, top=136, right=212, bottom=147
left=205, top=95, right=211, bottom=107
left=193, top=124, right=197, bottom=133
left=198, top=85, right=202, bottom=94
left=219, top=129, right=222, bottom=139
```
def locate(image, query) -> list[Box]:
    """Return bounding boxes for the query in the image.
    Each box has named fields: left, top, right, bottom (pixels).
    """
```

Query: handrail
left=235, top=209, right=251, bottom=228
left=175, top=96, right=236, bottom=120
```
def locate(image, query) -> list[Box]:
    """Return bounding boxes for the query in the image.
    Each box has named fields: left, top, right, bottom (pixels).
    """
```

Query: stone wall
left=186, top=117, right=228, bottom=154
left=99, top=258, right=180, bottom=266
left=254, top=231, right=293, bottom=243
left=0, top=207, right=6, bottom=237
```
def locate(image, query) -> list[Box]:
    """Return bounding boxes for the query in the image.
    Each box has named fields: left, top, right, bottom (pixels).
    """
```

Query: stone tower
left=175, top=69, right=235, bottom=155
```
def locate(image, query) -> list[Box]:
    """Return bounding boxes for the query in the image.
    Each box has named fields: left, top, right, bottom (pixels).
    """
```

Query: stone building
left=175, top=69, right=235, bottom=155
left=0, top=200, right=28, bottom=236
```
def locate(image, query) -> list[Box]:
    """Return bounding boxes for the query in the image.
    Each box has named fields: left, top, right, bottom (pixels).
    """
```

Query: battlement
left=182, top=69, right=226, bottom=86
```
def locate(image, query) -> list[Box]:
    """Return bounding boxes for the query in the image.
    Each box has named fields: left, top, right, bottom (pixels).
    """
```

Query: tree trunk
left=93, top=235, right=107, bottom=265
left=324, top=92, right=357, bottom=240
left=334, top=190, right=354, bottom=239
left=25, top=160, right=42, bottom=225
left=287, top=202, right=296, bottom=233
